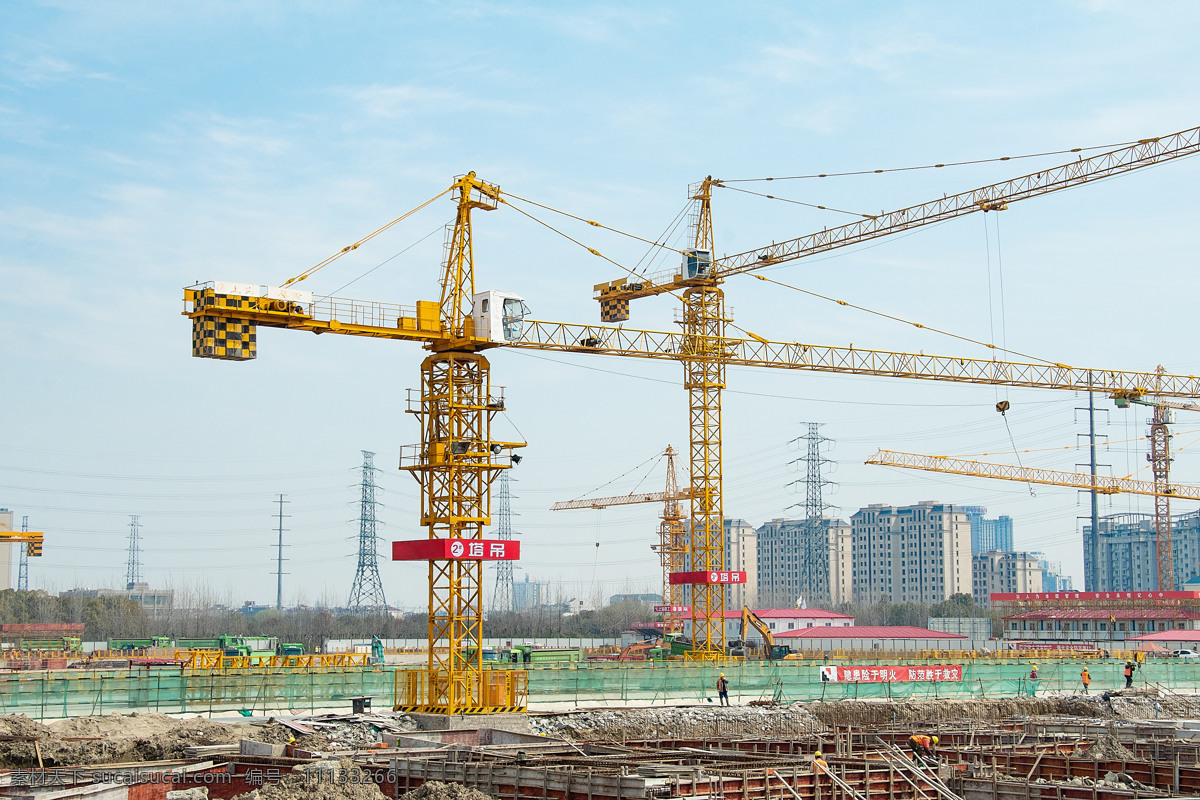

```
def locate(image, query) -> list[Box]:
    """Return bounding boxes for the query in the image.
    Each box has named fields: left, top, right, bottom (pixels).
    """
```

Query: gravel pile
left=533, top=704, right=826, bottom=741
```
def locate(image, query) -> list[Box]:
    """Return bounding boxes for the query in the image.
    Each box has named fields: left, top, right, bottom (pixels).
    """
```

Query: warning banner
left=820, top=665, right=963, bottom=683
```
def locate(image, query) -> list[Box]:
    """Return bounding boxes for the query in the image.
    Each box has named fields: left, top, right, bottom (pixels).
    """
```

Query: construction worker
left=1080, top=666, right=1091, bottom=694
left=716, top=672, right=730, bottom=706
left=908, top=733, right=936, bottom=763
left=812, top=751, right=827, bottom=774
left=1124, top=661, right=1135, bottom=689
left=1029, top=666, right=1038, bottom=680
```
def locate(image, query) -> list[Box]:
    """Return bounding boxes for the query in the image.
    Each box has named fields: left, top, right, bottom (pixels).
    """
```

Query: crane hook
left=996, top=400, right=1011, bottom=415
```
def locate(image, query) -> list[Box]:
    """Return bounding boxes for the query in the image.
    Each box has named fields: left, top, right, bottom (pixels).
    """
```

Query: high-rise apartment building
left=850, top=502, right=971, bottom=604
left=755, top=517, right=850, bottom=608
left=961, top=506, right=1014, bottom=553
left=723, top=519, right=758, bottom=609
left=972, top=550, right=1043, bottom=607
left=1028, top=553, right=1075, bottom=592
left=1083, top=510, right=1200, bottom=591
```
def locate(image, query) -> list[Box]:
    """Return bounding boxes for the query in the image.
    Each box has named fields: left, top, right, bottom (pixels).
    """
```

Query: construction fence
left=0, top=666, right=392, bottom=720
left=521, top=658, right=1200, bottom=706
left=0, top=658, right=1197, bottom=719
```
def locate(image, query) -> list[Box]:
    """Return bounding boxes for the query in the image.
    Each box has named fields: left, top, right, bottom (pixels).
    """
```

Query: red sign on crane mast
left=392, top=539, right=520, bottom=561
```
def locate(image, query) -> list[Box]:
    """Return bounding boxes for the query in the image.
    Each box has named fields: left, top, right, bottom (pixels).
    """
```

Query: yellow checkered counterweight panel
left=599, top=296, right=630, bottom=323
left=192, top=316, right=256, bottom=360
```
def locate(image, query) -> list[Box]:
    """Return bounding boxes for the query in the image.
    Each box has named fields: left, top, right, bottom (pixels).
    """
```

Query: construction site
left=1, top=117, right=1200, bottom=797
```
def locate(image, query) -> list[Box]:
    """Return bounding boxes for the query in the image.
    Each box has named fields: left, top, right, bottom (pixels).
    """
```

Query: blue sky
left=3, top=1, right=1200, bottom=610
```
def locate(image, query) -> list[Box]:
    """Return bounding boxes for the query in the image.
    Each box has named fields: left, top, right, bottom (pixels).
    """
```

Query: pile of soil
left=401, top=781, right=496, bottom=800
left=0, top=712, right=245, bottom=767
left=1077, top=734, right=1137, bottom=761
left=806, top=697, right=1110, bottom=728
left=231, top=758, right=387, bottom=800
left=246, top=723, right=332, bottom=752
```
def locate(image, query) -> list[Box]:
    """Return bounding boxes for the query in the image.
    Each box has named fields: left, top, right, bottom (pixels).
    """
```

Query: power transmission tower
left=787, top=423, right=835, bottom=606
left=348, top=450, right=388, bottom=613
left=491, top=470, right=517, bottom=613
left=274, top=494, right=290, bottom=610
left=17, top=516, right=29, bottom=592
left=125, top=515, right=141, bottom=589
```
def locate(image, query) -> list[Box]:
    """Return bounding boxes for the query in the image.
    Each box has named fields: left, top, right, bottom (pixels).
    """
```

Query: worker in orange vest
left=1123, top=661, right=1135, bottom=689
left=909, top=734, right=937, bottom=763
left=1080, top=666, right=1091, bottom=694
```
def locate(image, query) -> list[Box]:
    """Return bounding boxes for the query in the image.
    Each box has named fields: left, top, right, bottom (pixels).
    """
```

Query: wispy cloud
left=343, top=83, right=537, bottom=119
left=2, top=54, right=118, bottom=86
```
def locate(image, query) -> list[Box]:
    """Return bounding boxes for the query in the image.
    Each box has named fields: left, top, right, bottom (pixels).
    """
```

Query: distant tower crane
left=1114, top=378, right=1200, bottom=591
left=550, top=446, right=693, bottom=633
left=185, top=125, right=1200, bottom=709
left=866, top=446, right=1200, bottom=591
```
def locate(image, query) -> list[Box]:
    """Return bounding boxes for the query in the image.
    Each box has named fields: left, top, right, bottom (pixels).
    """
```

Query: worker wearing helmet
left=909, top=733, right=937, bottom=764
left=812, top=751, right=827, bottom=774
left=716, top=673, right=730, bottom=706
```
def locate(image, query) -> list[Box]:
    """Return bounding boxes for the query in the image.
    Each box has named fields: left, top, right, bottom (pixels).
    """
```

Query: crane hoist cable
left=749, top=272, right=1058, bottom=366
left=280, top=186, right=451, bottom=287
left=717, top=138, right=1143, bottom=183
left=501, top=192, right=689, bottom=259
left=716, top=183, right=877, bottom=219
left=330, top=225, right=442, bottom=296
left=563, top=449, right=666, bottom=505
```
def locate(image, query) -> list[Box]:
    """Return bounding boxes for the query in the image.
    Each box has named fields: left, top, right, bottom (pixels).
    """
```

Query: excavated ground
left=532, top=697, right=1120, bottom=741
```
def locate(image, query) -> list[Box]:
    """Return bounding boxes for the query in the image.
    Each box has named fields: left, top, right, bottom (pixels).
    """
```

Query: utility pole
left=274, top=494, right=290, bottom=611
left=125, top=515, right=141, bottom=589
left=1077, top=376, right=1108, bottom=591
left=17, top=516, right=29, bottom=592
left=348, top=451, right=387, bottom=612
left=1088, top=385, right=1102, bottom=591
left=491, top=470, right=517, bottom=613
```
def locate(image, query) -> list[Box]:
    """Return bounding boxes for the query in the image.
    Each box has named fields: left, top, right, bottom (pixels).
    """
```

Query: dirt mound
left=245, top=723, right=331, bottom=752
left=401, top=781, right=495, bottom=800
left=807, top=697, right=1110, bottom=728
left=0, top=713, right=245, bottom=767
left=1077, top=734, right=1137, bottom=761
left=0, top=714, right=52, bottom=740
left=534, top=704, right=826, bottom=741
left=231, top=758, right=386, bottom=799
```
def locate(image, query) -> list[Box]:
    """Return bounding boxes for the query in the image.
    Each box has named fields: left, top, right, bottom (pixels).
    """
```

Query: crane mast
left=680, top=178, right=732, bottom=659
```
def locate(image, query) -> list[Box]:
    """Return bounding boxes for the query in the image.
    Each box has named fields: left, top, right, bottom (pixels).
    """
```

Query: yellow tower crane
left=866, top=448, right=1200, bottom=592
left=590, top=125, right=1200, bottom=657
left=550, top=446, right=692, bottom=635
left=1113, top=385, right=1200, bottom=590
left=185, top=128, right=1200, bottom=710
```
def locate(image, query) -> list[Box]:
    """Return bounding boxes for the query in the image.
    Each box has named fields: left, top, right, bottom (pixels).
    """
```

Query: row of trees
left=0, top=590, right=998, bottom=649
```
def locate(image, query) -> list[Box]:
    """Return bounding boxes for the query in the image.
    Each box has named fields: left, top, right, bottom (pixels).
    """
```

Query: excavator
left=731, top=607, right=791, bottom=660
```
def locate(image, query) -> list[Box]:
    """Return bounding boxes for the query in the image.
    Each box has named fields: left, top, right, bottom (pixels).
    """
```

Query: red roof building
left=684, top=608, right=854, bottom=645
left=775, top=625, right=967, bottom=640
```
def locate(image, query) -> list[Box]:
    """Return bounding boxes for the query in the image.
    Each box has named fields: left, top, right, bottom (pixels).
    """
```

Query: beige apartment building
left=755, top=517, right=852, bottom=608
left=972, top=550, right=1043, bottom=607
left=850, top=502, right=971, bottom=604
left=723, top=519, right=758, bottom=609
